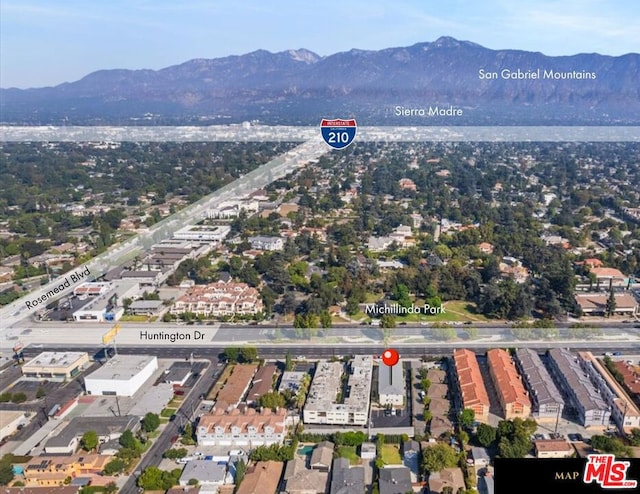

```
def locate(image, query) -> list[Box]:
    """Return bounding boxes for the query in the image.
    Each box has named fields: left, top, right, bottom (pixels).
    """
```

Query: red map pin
left=381, top=348, right=400, bottom=367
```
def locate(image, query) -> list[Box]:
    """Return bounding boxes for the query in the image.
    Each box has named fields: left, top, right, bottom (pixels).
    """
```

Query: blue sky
left=1, top=0, right=638, bottom=88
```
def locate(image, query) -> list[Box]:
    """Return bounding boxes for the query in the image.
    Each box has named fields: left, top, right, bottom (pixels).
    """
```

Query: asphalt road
left=119, top=358, right=219, bottom=494
left=16, top=342, right=640, bottom=362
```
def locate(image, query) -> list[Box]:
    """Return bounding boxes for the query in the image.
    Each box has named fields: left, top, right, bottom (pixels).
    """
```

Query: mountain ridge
left=2, top=36, right=639, bottom=125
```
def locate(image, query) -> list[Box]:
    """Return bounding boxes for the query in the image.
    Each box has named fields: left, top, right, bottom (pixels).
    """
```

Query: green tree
left=423, top=443, right=458, bottom=473
left=104, top=482, right=118, bottom=494
left=259, top=391, right=286, bottom=411
left=629, top=428, right=640, bottom=447
left=285, top=352, right=293, bottom=371
left=234, top=459, right=247, bottom=494
left=459, top=409, right=475, bottom=429
left=380, top=314, right=396, bottom=329
left=138, top=466, right=164, bottom=490
left=103, top=458, right=126, bottom=475
left=476, top=424, right=497, bottom=447
left=182, top=422, right=195, bottom=445
left=10, top=392, right=27, bottom=403
left=81, top=430, right=98, bottom=452
left=320, top=310, right=333, bottom=328
left=119, top=430, right=137, bottom=450
left=605, top=288, right=617, bottom=317
left=164, top=448, right=188, bottom=459
left=142, top=412, right=160, bottom=433
left=0, top=454, right=15, bottom=486
left=36, top=385, right=46, bottom=399
left=239, top=346, right=258, bottom=363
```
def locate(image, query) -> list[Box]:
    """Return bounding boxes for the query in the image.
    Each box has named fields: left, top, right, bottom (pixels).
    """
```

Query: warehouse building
left=84, top=355, right=158, bottom=397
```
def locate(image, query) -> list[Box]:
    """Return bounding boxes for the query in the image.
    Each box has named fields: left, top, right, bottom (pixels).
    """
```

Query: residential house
left=533, top=440, right=574, bottom=459
left=236, top=461, right=284, bottom=494
left=330, top=458, right=365, bottom=494
left=379, top=466, right=412, bottom=494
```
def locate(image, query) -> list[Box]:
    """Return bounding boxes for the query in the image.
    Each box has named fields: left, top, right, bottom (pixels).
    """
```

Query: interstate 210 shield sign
left=320, top=118, right=357, bottom=149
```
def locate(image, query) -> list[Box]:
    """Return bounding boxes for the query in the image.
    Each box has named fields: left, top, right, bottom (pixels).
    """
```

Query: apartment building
left=487, top=349, right=531, bottom=419
left=304, top=356, right=373, bottom=426
left=515, top=349, right=564, bottom=421
left=171, top=281, right=263, bottom=317
left=451, top=349, right=490, bottom=423
left=547, top=348, right=611, bottom=427
left=196, top=407, right=286, bottom=447
left=577, top=352, right=640, bottom=434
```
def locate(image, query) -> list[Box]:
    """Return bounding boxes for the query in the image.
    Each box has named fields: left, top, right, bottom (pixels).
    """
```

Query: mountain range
left=1, top=37, right=639, bottom=125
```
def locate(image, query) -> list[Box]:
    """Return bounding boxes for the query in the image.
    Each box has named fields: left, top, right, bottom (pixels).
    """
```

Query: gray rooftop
left=515, top=349, right=564, bottom=407
left=378, top=362, right=405, bottom=398
left=179, top=460, right=227, bottom=484
left=379, top=466, right=412, bottom=494
left=548, top=348, right=608, bottom=412
left=330, top=458, right=365, bottom=494
left=45, top=415, right=139, bottom=448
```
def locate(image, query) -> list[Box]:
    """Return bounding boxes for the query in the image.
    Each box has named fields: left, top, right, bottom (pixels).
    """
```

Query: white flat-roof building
left=303, top=356, right=373, bottom=426
left=0, top=410, right=29, bottom=441
left=84, top=355, right=158, bottom=397
left=72, top=289, right=123, bottom=322
left=173, top=224, right=231, bottom=242
left=22, top=352, right=90, bottom=380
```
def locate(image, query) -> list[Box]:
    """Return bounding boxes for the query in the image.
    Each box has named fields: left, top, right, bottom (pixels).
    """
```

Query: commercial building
left=44, top=415, right=140, bottom=454
left=171, top=281, right=263, bottom=317
left=173, top=224, right=231, bottom=242
left=575, top=292, right=639, bottom=316
left=0, top=410, right=29, bottom=441
left=547, top=348, right=611, bottom=427
left=451, top=349, right=490, bottom=423
left=196, top=407, right=286, bottom=447
left=378, top=361, right=405, bottom=407
left=303, top=356, right=373, bottom=426
left=127, top=299, right=164, bottom=315
left=22, top=352, right=90, bottom=380
left=514, top=349, right=564, bottom=421
left=577, top=351, right=640, bottom=433
left=589, top=267, right=627, bottom=287
left=73, top=282, right=112, bottom=299
left=84, top=355, right=158, bottom=397
left=72, top=292, right=124, bottom=322
left=486, top=349, right=531, bottom=419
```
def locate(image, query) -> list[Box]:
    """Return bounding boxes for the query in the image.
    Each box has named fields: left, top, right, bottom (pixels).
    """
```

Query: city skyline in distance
left=1, top=0, right=639, bottom=88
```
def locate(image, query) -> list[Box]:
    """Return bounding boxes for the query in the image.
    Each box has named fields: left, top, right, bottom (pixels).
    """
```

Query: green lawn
left=160, top=408, right=176, bottom=418
left=393, top=299, right=490, bottom=323
left=335, top=445, right=360, bottom=465
left=381, top=444, right=402, bottom=465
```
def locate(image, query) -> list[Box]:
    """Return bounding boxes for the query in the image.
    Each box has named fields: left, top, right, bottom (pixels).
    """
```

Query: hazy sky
left=2, top=0, right=638, bottom=88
